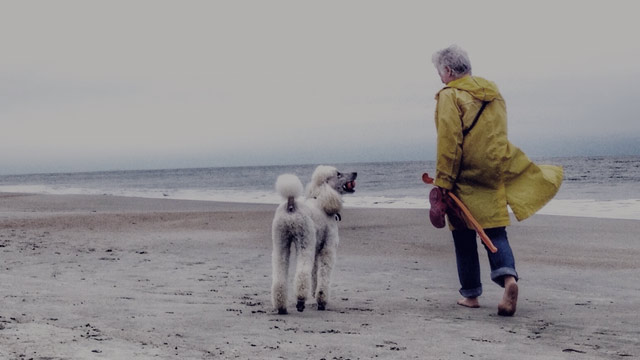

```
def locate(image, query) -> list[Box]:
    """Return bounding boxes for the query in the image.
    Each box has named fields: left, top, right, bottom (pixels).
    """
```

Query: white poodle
left=271, top=165, right=357, bottom=314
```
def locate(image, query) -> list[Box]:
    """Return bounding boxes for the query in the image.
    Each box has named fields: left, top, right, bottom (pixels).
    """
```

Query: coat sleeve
left=434, top=89, right=463, bottom=190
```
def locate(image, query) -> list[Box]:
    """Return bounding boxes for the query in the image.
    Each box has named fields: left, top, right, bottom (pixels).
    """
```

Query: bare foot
left=457, top=297, right=480, bottom=308
left=498, top=277, right=518, bottom=316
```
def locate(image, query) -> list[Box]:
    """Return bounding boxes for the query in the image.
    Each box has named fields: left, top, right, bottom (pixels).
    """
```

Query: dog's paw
left=296, top=299, right=306, bottom=312
left=277, top=308, right=288, bottom=315
left=316, top=291, right=327, bottom=310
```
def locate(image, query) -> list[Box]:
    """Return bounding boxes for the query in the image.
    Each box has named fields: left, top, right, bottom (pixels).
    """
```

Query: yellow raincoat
left=434, top=76, right=563, bottom=229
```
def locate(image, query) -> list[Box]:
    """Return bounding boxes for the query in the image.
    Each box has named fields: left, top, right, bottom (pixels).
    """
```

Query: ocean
left=1, top=156, right=639, bottom=220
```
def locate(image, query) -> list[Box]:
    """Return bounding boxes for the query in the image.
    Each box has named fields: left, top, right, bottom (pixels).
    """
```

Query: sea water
left=1, top=156, right=639, bottom=220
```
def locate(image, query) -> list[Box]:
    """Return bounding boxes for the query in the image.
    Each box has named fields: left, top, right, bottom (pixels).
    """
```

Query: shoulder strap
left=462, top=101, right=490, bottom=136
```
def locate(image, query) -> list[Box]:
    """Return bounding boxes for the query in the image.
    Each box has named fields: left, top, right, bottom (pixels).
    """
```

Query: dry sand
left=1, top=193, right=638, bottom=359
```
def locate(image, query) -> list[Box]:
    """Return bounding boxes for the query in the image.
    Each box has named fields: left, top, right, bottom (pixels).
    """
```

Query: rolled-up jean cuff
left=491, top=267, right=518, bottom=287
left=459, top=285, right=482, bottom=298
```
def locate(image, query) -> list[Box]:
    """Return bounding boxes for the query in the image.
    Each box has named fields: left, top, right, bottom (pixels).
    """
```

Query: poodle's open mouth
left=343, top=180, right=356, bottom=193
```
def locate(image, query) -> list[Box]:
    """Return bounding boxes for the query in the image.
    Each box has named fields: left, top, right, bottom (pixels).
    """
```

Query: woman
left=431, top=45, right=563, bottom=316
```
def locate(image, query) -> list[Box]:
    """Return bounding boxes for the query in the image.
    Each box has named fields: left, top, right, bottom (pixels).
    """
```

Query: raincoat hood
left=445, top=76, right=501, bottom=102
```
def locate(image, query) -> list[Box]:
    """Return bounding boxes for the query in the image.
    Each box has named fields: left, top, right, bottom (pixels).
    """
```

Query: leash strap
left=462, top=100, right=490, bottom=136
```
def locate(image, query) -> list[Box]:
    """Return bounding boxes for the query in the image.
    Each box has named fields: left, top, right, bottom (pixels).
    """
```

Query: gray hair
left=432, top=45, right=472, bottom=77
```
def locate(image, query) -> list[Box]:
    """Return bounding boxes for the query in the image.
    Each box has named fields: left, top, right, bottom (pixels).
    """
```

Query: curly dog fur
left=271, top=166, right=357, bottom=314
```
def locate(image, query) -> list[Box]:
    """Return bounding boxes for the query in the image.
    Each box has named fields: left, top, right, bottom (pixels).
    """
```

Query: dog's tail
left=275, top=174, right=303, bottom=213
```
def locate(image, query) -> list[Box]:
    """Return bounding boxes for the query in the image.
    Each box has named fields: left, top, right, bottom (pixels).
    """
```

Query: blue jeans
left=452, top=227, right=518, bottom=298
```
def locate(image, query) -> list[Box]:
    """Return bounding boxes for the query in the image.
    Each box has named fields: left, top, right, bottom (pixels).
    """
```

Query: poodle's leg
left=311, top=258, right=318, bottom=299
left=314, top=242, right=336, bottom=311
left=294, top=228, right=316, bottom=312
left=271, top=235, right=291, bottom=315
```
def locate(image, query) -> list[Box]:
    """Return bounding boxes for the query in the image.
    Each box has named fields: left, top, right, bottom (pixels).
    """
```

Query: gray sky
left=2, top=0, right=639, bottom=174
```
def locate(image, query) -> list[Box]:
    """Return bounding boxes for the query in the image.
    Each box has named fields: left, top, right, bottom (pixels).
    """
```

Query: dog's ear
left=316, top=183, right=342, bottom=215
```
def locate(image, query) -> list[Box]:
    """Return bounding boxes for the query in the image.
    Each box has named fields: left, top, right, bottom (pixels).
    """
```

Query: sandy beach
left=0, top=193, right=638, bottom=359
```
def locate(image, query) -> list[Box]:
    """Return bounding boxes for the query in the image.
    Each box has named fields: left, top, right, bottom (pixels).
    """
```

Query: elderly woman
left=430, top=45, right=563, bottom=316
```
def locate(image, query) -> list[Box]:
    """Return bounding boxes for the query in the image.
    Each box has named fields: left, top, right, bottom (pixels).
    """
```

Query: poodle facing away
left=271, top=165, right=357, bottom=314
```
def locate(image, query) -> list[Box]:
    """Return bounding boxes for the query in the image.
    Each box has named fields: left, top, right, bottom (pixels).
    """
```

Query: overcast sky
left=1, top=1, right=639, bottom=175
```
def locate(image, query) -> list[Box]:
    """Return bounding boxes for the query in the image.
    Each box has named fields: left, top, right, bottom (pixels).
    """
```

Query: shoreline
left=1, top=192, right=639, bottom=359
left=2, top=190, right=640, bottom=221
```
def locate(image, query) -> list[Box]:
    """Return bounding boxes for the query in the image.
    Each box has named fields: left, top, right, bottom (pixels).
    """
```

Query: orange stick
left=447, top=192, right=498, bottom=253
left=422, top=173, right=498, bottom=253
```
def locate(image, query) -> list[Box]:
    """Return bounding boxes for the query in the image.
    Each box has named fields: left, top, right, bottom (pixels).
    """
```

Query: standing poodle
left=271, top=166, right=357, bottom=314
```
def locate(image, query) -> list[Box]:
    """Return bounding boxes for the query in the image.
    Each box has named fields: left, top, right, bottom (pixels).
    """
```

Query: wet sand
left=1, top=193, right=638, bottom=359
